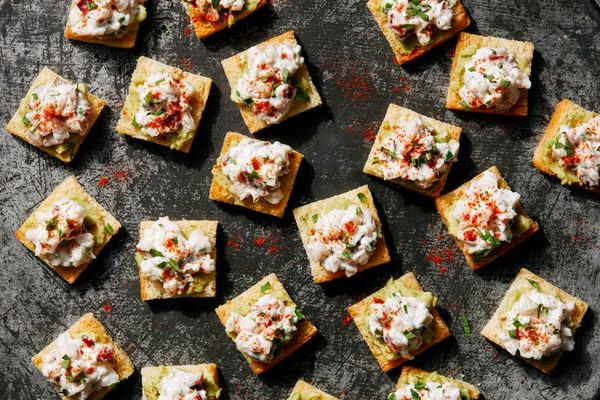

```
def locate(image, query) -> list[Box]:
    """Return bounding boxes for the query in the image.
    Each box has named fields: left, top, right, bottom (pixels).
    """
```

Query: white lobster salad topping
left=219, top=138, right=292, bottom=204
left=40, top=332, right=119, bottom=399
left=24, top=81, right=91, bottom=147
left=225, top=294, right=300, bottom=362
left=136, top=217, right=214, bottom=296
left=500, top=288, right=575, bottom=360
left=306, top=204, right=379, bottom=277
left=374, top=118, right=459, bottom=188
left=451, top=171, right=520, bottom=255
left=382, top=0, right=453, bottom=46
left=184, top=0, right=246, bottom=22
left=552, top=116, right=600, bottom=186
left=157, top=368, right=207, bottom=400
left=459, top=47, right=531, bottom=111
left=25, top=198, right=95, bottom=268
left=233, top=43, right=305, bottom=124
left=390, top=381, right=461, bottom=400
left=68, top=0, right=147, bottom=38
left=134, top=72, right=196, bottom=138
left=369, top=294, right=433, bottom=358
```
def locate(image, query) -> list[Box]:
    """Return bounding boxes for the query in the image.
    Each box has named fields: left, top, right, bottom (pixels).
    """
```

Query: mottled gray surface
left=0, top=0, right=599, bottom=399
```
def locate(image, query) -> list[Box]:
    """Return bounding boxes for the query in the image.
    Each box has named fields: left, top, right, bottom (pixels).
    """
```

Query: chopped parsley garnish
left=507, top=329, right=518, bottom=339
left=410, top=389, right=420, bottom=400
left=500, top=79, right=511, bottom=88
left=118, top=16, right=125, bottom=24
left=513, top=319, right=532, bottom=329
left=468, top=66, right=476, bottom=72
left=357, top=192, right=368, bottom=203
left=413, top=380, right=426, bottom=390
left=294, top=306, right=304, bottom=320
left=311, top=214, right=319, bottom=223
left=444, top=151, right=453, bottom=162
left=461, top=315, right=472, bottom=336
left=526, top=279, right=541, bottom=290
left=403, top=329, right=416, bottom=340
left=341, top=250, right=351, bottom=258
left=167, top=258, right=180, bottom=271
left=104, top=224, right=113, bottom=234
left=172, top=237, right=178, bottom=245
left=22, top=115, right=32, bottom=127
left=355, top=207, right=362, bottom=215
left=403, top=304, right=408, bottom=313
left=380, top=147, right=398, bottom=159
left=132, top=117, right=141, bottom=129
left=282, top=68, right=289, bottom=83
left=460, top=100, right=470, bottom=110
left=211, top=0, right=220, bottom=9
left=553, top=138, right=574, bottom=156
left=476, top=228, right=501, bottom=246
left=61, top=355, right=71, bottom=369
left=87, top=2, right=97, bottom=10
left=46, top=215, right=58, bottom=231
left=243, top=97, right=254, bottom=106
left=260, top=281, right=271, bottom=292
left=372, top=156, right=381, bottom=164
left=32, top=93, right=38, bottom=100
left=149, top=248, right=163, bottom=257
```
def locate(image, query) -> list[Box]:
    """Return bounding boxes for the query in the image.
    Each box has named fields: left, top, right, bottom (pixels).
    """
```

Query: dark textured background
left=1, top=0, right=599, bottom=399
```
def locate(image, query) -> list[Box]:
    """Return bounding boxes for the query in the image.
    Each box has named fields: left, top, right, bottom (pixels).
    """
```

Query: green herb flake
left=468, top=66, right=476, bottom=72
left=508, top=329, right=518, bottom=339
left=410, top=389, right=420, bottom=400
left=132, top=117, right=141, bottom=129
left=22, top=115, right=32, bottom=127
left=103, top=224, right=113, bottom=235
left=32, top=93, right=39, bottom=100
left=357, top=192, right=368, bottom=203
left=403, top=329, right=417, bottom=340
left=527, top=279, right=541, bottom=290
left=413, top=380, right=426, bottom=390
left=444, top=150, right=453, bottom=161
left=461, top=315, right=472, bottom=336
left=311, top=214, right=319, bottom=223
left=61, top=355, right=71, bottom=369
left=282, top=68, right=289, bottom=83
left=260, top=281, right=271, bottom=292
left=243, top=97, right=253, bottom=106
left=167, top=258, right=180, bottom=271
left=355, top=206, right=362, bottom=215
left=294, top=306, right=304, bottom=320
left=294, top=87, right=310, bottom=102
left=460, top=100, right=470, bottom=110
left=149, top=248, right=163, bottom=257
left=403, top=304, right=408, bottom=313
left=500, top=79, right=511, bottom=88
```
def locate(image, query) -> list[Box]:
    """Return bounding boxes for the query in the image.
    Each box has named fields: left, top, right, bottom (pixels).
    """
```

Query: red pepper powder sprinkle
left=98, top=177, right=109, bottom=187
left=101, top=304, right=113, bottom=313
left=112, top=170, right=129, bottom=180
left=342, top=314, right=353, bottom=326
left=439, top=266, right=447, bottom=274
left=267, top=246, right=279, bottom=254
left=253, top=236, right=265, bottom=246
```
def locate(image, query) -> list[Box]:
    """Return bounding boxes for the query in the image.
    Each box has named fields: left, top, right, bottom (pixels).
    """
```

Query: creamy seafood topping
left=25, top=198, right=95, bottom=267
left=306, top=204, right=378, bottom=277
left=552, top=115, right=600, bottom=186
left=383, top=0, right=453, bottom=46
left=24, top=81, right=91, bottom=147
left=233, top=43, right=304, bottom=124
left=40, top=332, right=118, bottom=399
left=451, top=170, right=520, bottom=255
left=68, top=0, right=146, bottom=38
left=500, top=287, right=575, bottom=360
left=225, top=294, right=300, bottom=362
left=390, top=381, right=461, bottom=400
left=134, top=72, right=196, bottom=138
left=459, top=47, right=531, bottom=111
left=373, top=118, right=459, bottom=188
left=136, top=217, right=214, bottom=296
left=157, top=368, right=207, bottom=400
left=369, top=293, right=433, bottom=358
left=184, top=0, right=246, bottom=22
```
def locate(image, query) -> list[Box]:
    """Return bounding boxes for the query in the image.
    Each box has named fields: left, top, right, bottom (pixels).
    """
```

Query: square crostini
left=141, top=363, right=221, bottom=399
left=209, top=131, right=303, bottom=218
left=347, top=272, right=451, bottom=372
left=16, top=176, right=121, bottom=284
left=363, top=103, right=462, bottom=198
left=367, top=0, right=470, bottom=65
left=181, top=0, right=268, bottom=39
left=533, top=99, right=600, bottom=195
left=446, top=32, right=534, bottom=116
left=287, top=379, right=338, bottom=400
left=5, top=67, right=105, bottom=163
left=391, top=366, right=480, bottom=399
left=136, top=218, right=218, bottom=301
left=221, top=30, right=322, bottom=134
left=214, top=273, right=318, bottom=375
left=293, top=185, right=390, bottom=283
left=32, top=313, right=134, bottom=400
left=481, top=268, right=589, bottom=374
left=116, top=56, right=212, bottom=153
left=64, top=0, right=148, bottom=48
left=434, top=166, right=539, bottom=270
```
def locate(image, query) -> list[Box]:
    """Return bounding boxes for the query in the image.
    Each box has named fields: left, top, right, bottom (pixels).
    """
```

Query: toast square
left=221, top=30, right=322, bottom=134
left=115, top=56, right=212, bottom=153
left=366, top=0, right=470, bottom=65
left=182, top=0, right=267, bottom=39
left=5, top=67, right=105, bottom=163
left=480, top=268, right=589, bottom=374
left=137, top=219, right=218, bottom=301
left=293, top=185, right=391, bottom=283
left=363, top=103, right=462, bottom=198
left=532, top=99, right=600, bottom=195
left=214, top=273, right=318, bottom=375
left=64, top=0, right=147, bottom=48
left=287, top=379, right=338, bottom=400
left=347, top=272, right=451, bottom=372
left=141, top=363, right=221, bottom=399
left=15, top=176, right=121, bottom=284
left=395, top=366, right=480, bottom=399
left=446, top=32, right=534, bottom=116
left=32, top=313, right=134, bottom=400
left=434, top=166, right=539, bottom=270
left=209, top=131, right=303, bottom=218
